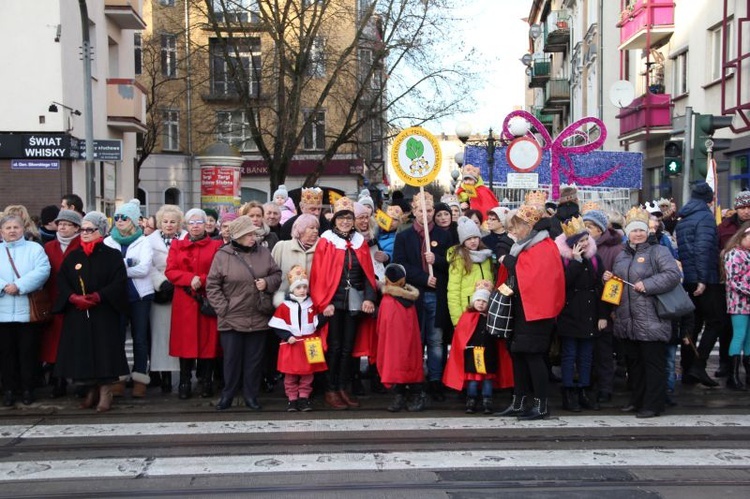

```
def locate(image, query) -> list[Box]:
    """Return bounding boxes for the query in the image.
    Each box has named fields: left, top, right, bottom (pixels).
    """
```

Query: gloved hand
left=125, top=258, right=139, bottom=267
left=84, top=292, right=101, bottom=306
left=502, top=254, right=517, bottom=276
left=159, top=281, right=174, bottom=293
left=69, top=294, right=94, bottom=311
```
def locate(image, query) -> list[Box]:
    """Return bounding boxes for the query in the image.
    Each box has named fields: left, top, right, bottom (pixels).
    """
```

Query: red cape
left=376, top=291, right=423, bottom=386
left=457, top=184, right=500, bottom=218
left=515, top=237, right=565, bottom=321
left=442, top=310, right=514, bottom=391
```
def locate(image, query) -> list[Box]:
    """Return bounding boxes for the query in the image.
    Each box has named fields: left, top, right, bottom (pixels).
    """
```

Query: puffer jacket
left=206, top=243, right=282, bottom=333
left=446, top=246, right=493, bottom=325
left=675, top=199, right=720, bottom=284
left=0, top=238, right=51, bottom=323
left=612, top=242, right=681, bottom=342
left=724, top=247, right=750, bottom=314
left=104, top=234, right=155, bottom=298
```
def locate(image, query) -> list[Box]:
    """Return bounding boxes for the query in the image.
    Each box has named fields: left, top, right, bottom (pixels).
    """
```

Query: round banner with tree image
left=390, top=127, right=442, bottom=187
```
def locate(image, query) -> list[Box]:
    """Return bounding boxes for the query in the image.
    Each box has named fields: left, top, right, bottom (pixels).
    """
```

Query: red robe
left=457, top=184, right=500, bottom=219
left=375, top=284, right=423, bottom=386
left=269, top=298, right=328, bottom=376
left=515, top=237, right=565, bottom=320
left=442, top=310, right=514, bottom=391
left=41, top=236, right=81, bottom=363
left=309, top=231, right=378, bottom=357
left=165, top=236, right=222, bottom=358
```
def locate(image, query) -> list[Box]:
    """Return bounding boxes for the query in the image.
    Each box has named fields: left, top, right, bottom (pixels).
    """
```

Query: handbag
left=647, top=249, right=695, bottom=320
left=153, top=281, right=174, bottom=304
left=486, top=276, right=514, bottom=339
left=5, top=247, right=52, bottom=323
left=232, top=251, right=276, bottom=316
left=183, top=287, right=216, bottom=317
left=347, top=287, right=364, bottom=315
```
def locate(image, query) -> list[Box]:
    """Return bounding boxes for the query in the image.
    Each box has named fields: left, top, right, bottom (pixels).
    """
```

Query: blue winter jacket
left=675, top=199, right=720, bottom=284
left=377, top=230, right=397, bottom=261
left=0, top=238, right=51, bottom=323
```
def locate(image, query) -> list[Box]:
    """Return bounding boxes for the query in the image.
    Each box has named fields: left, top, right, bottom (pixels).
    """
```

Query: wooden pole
left=419, top=185, right=434, bottom=278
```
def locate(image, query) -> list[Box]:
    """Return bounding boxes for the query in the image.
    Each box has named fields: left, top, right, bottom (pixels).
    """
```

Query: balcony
left=107, top=79, right=147, bottom=133
left=528, top=58, right=551, bottom=88
left=104, top=0, right=146, bottom=30
left=617, top=0, right=674, bottom=51
left=532, top=106, right=554, bottom=125
left=616, top=91, right=672, bottom=141
left=544, top=10, right=571, bottom=53
left=543, top=79, right=570, bottom=111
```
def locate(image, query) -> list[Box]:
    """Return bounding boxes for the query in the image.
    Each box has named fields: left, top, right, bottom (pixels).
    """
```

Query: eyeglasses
left=113, top=214, right=129, bottom=222
left=187, top=220, right=205, bottom=226
left=337, top=215, right=354, bottom=221
left=80, top=228, right=99, bottom=234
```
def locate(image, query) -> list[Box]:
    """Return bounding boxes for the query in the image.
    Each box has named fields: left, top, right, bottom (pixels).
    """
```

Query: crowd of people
left=1, top=170, right=749, bottom=419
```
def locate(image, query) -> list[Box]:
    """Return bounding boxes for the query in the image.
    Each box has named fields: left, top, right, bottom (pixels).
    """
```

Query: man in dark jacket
left=675, top=181, right=727, bottom=387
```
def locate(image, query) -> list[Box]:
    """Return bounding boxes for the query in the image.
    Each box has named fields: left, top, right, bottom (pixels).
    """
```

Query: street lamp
left=48, top=102, right=82, bottom=116
left=455, top=124, right=499, bottom=192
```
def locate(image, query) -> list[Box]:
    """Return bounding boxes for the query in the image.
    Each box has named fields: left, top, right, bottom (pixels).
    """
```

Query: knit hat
left=229, top=215, right=260, bottom=240
left=691, top=181, right=714, bottom=203
left=287, top=265, right=309, bottom=293
left=185, top=208, right=207, bottom=223
left=82, top=211, right=109, bottom=235
left=41, top=205, right=59, bottom=226
left=472, top=280, right=493, bottom=304
left=331, top=196, right=355, bottom=222
left=582, top=209, right=608, bottom=234
left=114, top=198, right=141, bottom=223
left=516, top=204, right=543, bottom=227
left=54, top=209, right=82, bottom=227
left=220, top=212, right=239, bottom=224
left=558, top=184, right=578, bottom=204
left=291, top=213, right=319, bottom=240
left=624, top=207, right=650, bottom=237
left=300, top=187, right=323, bottom=207
left=433, top=202, right=451, bottom=218
left=489, top=206, right=510, bottom=225
left=384, top=263, right=406, bottom=287
left=273, top=185, right=289, bottom=202
left=457, top=216, right=481, bottom=244
left=204, top=208, right=219, bottom=221
left=358, top=189, right=375, bottom=212
left=735, top=191, right=750, bottom=209
left=353, top=202, right=369, bottom=218
left=411, top=191, right=434, bottom=211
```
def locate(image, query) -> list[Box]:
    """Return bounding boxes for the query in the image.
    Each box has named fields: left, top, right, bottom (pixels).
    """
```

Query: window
left=371, top=118, right=383, bottom=160
left=710, top=21, right=734, bottom=81
left=162, top=110, right=180, bottom=151
left=303, top=110, right=325, bottom=150
left=210, top=37, right=261, bottom=98
left=308, top=36, right=326, bottom=77
left=161, top=34, right=177, bottom=77
left=211, top=0, right=259, bottom=24
left=671, top=51, right=688, bottom=96
left=217, top=110, right=258, bottom=151
left=358, top=48, right=373, bottom=84
left=164, top=188, right=181, bottom=206
left=134, top=32, right=142, bottom=75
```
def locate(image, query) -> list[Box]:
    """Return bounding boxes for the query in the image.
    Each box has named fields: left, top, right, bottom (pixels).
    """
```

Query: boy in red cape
left=456, top=164, right=500, bottom=220
left=376, top=263, right=425, bottom=412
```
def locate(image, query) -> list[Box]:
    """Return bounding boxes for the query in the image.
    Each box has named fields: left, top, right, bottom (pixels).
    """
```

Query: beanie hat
left=489, top=206, right=510, bottom=225
left=185, top=208, right=207, bottom=223
left=353, top=202, right=369, bottom=218
left=558, top=185, right=578, bottom=204
left=82, top=211, right=109, bottom=235
left=358, top=189, right=375, bottom=212
left=582, top=209, right=608, bottom=234
left=204, top=208, right=219, bottom=221
left=273, top=185, right=289, bottom=202
left=54, top=209, right=83, bottom=227
left=384, top=263, right=406, bottom=287
left=457, top=216, right=481, bottom=244
left=624, top=207, right=650, bottom=237
left=472, top=280, right=493, bottom=304
left=291, top=213, right=320, bottom=239
left=462, top=164, right=480, bottom=182
left=735, top=191, right=750, bottom=209
left=41, top=205, right=59, bottom=226
left=114, top=199, right=141, bottom=223
left=220, top=212, right=239, bottom=224
left=287, top=265, right=309, bottom=293
left=229, top=215, right=259, bottom=240
left=433, top=202, right=451, bottom=218
left=691, top=181, right=714, bottom=203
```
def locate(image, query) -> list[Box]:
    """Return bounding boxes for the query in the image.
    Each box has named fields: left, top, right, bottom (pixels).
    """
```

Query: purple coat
left=724, top=247, right=750, bottom=315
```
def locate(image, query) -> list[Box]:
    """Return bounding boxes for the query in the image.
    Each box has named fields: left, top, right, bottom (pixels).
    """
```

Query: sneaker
left=298, top=397, right=313, bottom=412
left=286, top=399, right=299, bottom=412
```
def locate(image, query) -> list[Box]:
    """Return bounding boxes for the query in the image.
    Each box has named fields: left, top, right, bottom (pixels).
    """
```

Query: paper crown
left=516, top=204, right=543, bottom=226
left=642, top=201, right=661, bottom=215
left=441, top=194, right=460, bottom=207
left=300, top=187, right=323, bottom=206
left=333, top=196, right=355, bottom=214
left=462, top=164, right=480, bottom=181
left=656, top=197, right=671, bottom=208
left=474, top=279, right=493, bottom=293
left=524, top=190, right=548, bottom=206
left=386, top=204, right=403, bottom=219
left=287, top=265, right=308, bottom=285
left=562, top=216, right=588, bottom=238
left=580, top=200, right=600, bottom=214
left=411, top=191, right=434, bottom=209
left=625, top=207, right=650, bottom=227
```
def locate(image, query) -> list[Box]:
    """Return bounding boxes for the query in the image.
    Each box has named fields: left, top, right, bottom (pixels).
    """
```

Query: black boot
left=562, top=387, right=580, bottom=412
left=686, top=359, right=719, bottom=387
left=51, top=376, right=67, bottom=398
left=727, top=356, right=745, bottom=390
left=407, top=389, right=428, bottom=412
left=351, top=370, right=366, bottom=396
left=197, top=359, right=214, bottom=398
left=494, top=395, right=525, bottom=417
left=578, top=387, right=600, bottom=410
left=178, top=358, right=193, bottom=400
left=743, top=356, right=750, bottom=386
left=369, top=365, right=388, bottom=394
left=387, top=386, right=407, bottom=412
left=482, top=397, right=493, bottom=415
left=465, top=397, right=478, bottom=414
left=161, top=371, right=173, bottom=394
left=429, top=380, right=446, bottom=402
left=715, top=360, right=731, bottom=378
left=518, top=397, right=549, bottom=420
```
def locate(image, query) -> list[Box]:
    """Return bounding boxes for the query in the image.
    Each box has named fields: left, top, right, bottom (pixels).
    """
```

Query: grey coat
left=612, top=242, right=681, bottom=343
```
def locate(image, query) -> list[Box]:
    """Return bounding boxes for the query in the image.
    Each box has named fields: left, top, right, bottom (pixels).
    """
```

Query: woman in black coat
left=54, top=212, right=130, bottom=412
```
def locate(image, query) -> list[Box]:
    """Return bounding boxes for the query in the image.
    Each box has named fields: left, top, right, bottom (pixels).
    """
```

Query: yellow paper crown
left=333, top=196, right=355, bottom=214
left=287, top=265, right=308, bottom=285
left=562, top=216, right=588, bottom=238
left=625, top=207, right=650, bottom=227
left=524, top=190, right=548, bottom=206
left=411, top=191, right=434, bottom=210
left=581, top=200, right=600, bottom=214
left=474, top=279, right=493, bottom=293
left=300, top=187, right=323, bottom=206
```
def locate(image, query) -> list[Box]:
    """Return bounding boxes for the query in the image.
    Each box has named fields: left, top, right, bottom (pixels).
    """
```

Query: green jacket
left=447, top=246, right=493, bottom=325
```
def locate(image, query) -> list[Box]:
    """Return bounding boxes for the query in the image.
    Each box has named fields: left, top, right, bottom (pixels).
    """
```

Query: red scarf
left=412, top=219, right=435, bottom=273
left=81, top=237, right=103, bottom=256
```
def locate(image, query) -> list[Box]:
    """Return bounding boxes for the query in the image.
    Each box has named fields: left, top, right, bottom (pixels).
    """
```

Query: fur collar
left=554, top=233, right=598, bottom=260
left=382, top=283, right=420, bottom=301
left=320, top=230, right=365, bottom=250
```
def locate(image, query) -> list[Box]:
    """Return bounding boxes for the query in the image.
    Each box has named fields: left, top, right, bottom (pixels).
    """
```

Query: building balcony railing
left=617, top=0, right=674, bottom=51
left=544, top=10, right=571, bottom=53
left=532, top=106, right=554, bottom=125
left=529, top=59, right=551, bottom=88
left=544, top=79, right=571, bottom=108
left=104, top=0, right=146, bottom=30
left=107, top=78, right=147, bottom=133
left=616, top=91, right=672, bottom=140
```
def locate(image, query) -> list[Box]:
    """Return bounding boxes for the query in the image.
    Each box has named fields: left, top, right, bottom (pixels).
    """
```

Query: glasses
left=80, top=228, right=99, bottom=234
left=187, top=220, right=205, bottom=226
left=337, top=215, right=354, bottom=222
left=113, top=214, right=129, bottom=222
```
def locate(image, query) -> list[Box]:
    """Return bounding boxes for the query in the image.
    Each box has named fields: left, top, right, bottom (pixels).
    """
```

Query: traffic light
left=663, top=139, right=684, bottom=177
left=692, top=113, right=733, bottom=177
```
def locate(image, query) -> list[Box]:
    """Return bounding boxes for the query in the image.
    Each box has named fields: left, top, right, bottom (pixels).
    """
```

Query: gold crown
left=386, top=204, right=403, bottom=218
left=411, top=191, right=434, bottom=210
left=287, top=265, right=308, bottom=285
left=625, top=207, right=650, bottom=227
left=462, top=164, right=480, bottom=180
left=580, top=200, right=600, bottom=214
left=300, top=187, right=323, bottom=206
left=474, top=279, right=494, bottom=293
left=562, top=216, right=588, bottom=238
left=516, top=204, right=543, bottom=227
left=524, top=190, right=548, bottom=207
left=333, top=196, right=355, bottom=214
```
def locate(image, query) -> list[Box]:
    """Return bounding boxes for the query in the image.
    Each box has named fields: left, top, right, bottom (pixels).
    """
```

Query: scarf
left=413, top=219, right=435, bottom=273
left=332, top=227, right=354, bottom=241
left=289, top=294, right=307, bottom=303
left=56, top=232, right=79, bottom=253
left=189, top=232, right=207, bottom=243
left=110, top=227, right=143, bottom=246
left=469, top=248, right=493, bottom=263
left=161, top=231, right=177, bottom=248
left=297, top=239, right=314, bottom=251
left=231, top=239, right=256, bottom=253
left=81, top=237, right=103, bottom=256
left=510, top=229, right=548, bottom=257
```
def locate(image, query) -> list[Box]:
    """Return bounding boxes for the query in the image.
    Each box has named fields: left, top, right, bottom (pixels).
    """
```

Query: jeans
left=418, top=291, right=443, bottom=382
left=665, top=344, right=677, bottom=392
left=730, top=314, right=750, bottom=356
left=120, top=297, right=153, bottom=375
left=467, top=379, right=493, bottom=398
left=560, top=336, right=594, bottom=387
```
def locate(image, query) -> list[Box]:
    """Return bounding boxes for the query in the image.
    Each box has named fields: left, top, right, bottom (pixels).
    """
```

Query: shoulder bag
left=232, top=251, right=276, bottom=316
left=5, top=247, right=52, bottom=323
left=648, top=247, right=695, bottom=320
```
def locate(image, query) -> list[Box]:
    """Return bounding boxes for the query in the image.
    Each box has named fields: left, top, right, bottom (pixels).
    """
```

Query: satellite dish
left=609, top=80, right=635, bottom=109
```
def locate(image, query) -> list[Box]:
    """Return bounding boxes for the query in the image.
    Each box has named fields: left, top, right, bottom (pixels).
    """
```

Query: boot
left=686, top=359, right=719, bottom=387
left=325, top=391, right=348, bottom=410
left=96, top=384, right=113, bottom=412
left=743, top=356, right=750, bottom=386
left=726, top=356, right=745, bottom=390
left=161, top=372, right=173, bottom=394
left=494, top=395, right=526, bottom=417
left=465, top=397, right=478, bottom=414
left=131, top=372, right=150, bottom=398
left=482, top=397, right=494, bottom=415
left=351, top=370, right=366, bottom=396
left=369, top=366, right=388, bottom=394
left=715, top=360, right=731, bottom=378
left=51, top=377, right=67, bottom=398
left=178, top=359, right=193, bottom=400
left=110, top=380, right=126, bottom=397
left=408, top=391, right=428, bottom=412
left=428, top=380, right=446, bottom=402
left=338, top=389, right=360, bottom=408
left=562, top=387, right=581, bottom=412
left=79, top=386, right=99, bottom=409
left=578, top=387, right=600, bottom=410
left=518, top=397, right=549, bottom=421
left=387, top=393, right=407, bottom=412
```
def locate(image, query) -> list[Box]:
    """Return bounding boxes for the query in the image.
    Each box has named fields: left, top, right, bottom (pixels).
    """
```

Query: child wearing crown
left=554, top=216, right=606, bottom=412
left=455, top=164, right=500, bottom=221
left=269, top=265, right=329, bottom=412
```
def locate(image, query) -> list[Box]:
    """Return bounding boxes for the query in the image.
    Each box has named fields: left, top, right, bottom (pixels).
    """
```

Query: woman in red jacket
left=165, top=208, right=222, bottom=400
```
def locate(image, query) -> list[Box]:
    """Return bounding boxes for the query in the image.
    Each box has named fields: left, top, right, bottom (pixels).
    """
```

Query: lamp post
left=78, top=0, right=96, bottom=212
left=455, top=123, right=499, bottom=192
